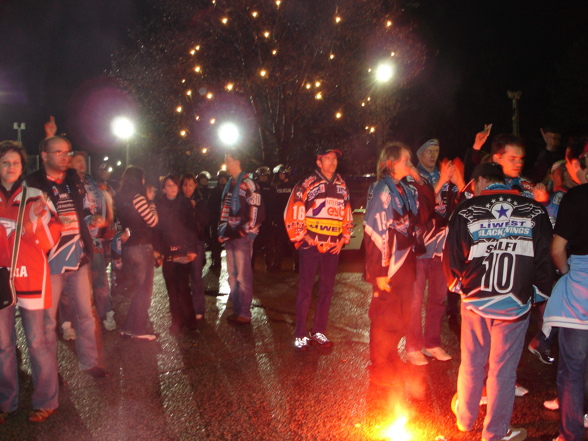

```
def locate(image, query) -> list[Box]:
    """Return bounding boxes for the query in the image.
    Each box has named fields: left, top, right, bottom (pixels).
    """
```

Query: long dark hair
left=119, top=166, right=145, bottom=197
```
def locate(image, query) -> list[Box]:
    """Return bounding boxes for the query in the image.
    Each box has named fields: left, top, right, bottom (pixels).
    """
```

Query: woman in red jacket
left=0, top=141, right=62, bottom=424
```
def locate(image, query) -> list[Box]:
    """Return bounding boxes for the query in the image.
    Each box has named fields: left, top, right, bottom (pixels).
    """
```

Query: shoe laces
left=310, top=332, right=329, bottom=343
left=294, top=337, right=309, bottom=347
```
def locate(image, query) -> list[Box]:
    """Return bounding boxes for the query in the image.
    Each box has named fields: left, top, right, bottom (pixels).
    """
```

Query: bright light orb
left=218, top=123, right=240, bottom=146
left=111, top=117, right=135, bottom=140
left=104, top=156, right=109, bottom=161
left=376, top=62, right=394, bottom=83
left=382, top=416, right=412, bottom=441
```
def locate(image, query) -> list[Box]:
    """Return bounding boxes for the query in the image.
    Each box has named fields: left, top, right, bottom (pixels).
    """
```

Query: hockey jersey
left=284, top=170, right=352, bottom=253
left=443, top=184, right=553, bottom=319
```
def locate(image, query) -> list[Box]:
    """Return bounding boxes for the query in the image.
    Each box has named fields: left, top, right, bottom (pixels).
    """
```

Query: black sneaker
left=528, top=343, right=555, bottom=364
left=86, top=366, right=109, bottom=378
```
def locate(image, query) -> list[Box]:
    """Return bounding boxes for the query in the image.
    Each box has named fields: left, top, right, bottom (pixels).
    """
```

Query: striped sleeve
left=133, top=194, right=159, bottom=227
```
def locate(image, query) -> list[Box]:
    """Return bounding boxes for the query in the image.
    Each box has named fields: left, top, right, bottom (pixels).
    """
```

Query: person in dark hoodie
left=114, top=166, right=159, bottom=341
left=155, top=174, right=198, bottom=333
left=180, top=173, right=209, bottom=321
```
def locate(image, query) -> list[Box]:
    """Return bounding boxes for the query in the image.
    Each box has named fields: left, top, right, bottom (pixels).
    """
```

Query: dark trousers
left=295, top=245, right=340, bottom=338
left=369, top=282, right=412, bottom=372
left=162, top=261, right=196, bottom=329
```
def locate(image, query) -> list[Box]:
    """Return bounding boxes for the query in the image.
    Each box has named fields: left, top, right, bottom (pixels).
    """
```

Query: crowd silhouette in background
left=0, top=117, right=586, bottom=441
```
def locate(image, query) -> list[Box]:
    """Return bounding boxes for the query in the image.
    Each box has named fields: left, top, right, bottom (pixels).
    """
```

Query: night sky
left=1, top=1, right=586, bottom=162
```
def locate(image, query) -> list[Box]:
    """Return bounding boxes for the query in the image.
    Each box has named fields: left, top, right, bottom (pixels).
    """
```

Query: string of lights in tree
left=110, top=0, right=425, bottom=169
left=170, top=0, right=422, bottom=148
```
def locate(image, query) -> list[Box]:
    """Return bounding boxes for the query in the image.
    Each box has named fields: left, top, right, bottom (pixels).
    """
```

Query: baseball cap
left=316, top=147, right=342, bottom=158
left=471, top=162, right=505, bottom=180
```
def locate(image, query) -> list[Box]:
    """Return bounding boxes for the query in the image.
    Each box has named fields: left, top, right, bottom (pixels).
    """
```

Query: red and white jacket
left=0, top=182, right=62, bottom=310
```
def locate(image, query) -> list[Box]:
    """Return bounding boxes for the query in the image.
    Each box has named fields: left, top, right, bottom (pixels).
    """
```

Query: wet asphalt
left=0, top=251, right=573, bottom=441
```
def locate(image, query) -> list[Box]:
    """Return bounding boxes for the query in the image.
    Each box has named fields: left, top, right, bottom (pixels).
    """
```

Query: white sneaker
left=294, top=337, right=310, bottom=351
left=103, top=311, right=116, bottom=331
left=515, top=384, right=529, bottom=396
left=543, top=397, right=559, bottom=410
left=406, top=350, right=428, bottom=366
left=423, top=347, right=452, bottom=361
left=62, top=321, right=76, bottom=341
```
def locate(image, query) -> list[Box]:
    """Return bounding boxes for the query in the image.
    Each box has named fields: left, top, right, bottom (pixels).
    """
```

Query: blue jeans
left=406, top=257, right=447, bottom=352
left=225, top=236, right=254, bottom=319
left=295, top=245, right=340, bottom=338
left=121, top=244, right=155, bottom=335
left=190, top=241, right=206, bottom=316
left=49, top=264, right=101, bottom=370
left=556, top=327, right=588, bottom=441
left=60, top=252, right=113, bottom=323
left=0, top=306, right=58, bottom=412
left=90, top=252, right=112, bottom=321
left=457, top=304, right=529, bottom=441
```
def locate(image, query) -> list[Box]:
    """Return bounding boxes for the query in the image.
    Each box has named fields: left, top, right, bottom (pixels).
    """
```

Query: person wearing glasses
left=26, top=136, right=108, bottom=379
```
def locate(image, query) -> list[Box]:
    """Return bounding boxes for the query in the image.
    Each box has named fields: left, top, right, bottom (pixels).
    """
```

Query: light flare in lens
left=383, top=416, right=412, bottom=441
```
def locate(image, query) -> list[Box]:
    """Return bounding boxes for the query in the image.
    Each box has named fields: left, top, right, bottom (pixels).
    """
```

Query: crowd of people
left=0, top=120, right=586, bottom=441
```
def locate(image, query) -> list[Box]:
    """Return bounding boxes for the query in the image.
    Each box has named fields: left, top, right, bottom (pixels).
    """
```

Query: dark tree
left=110, top=0, right=426, bottom=176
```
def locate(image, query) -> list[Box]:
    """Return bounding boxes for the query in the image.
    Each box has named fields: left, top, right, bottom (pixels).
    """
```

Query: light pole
left=111, top=117, right=135, bottom=167
left=13, top=122, right=26, bottom=143
left=374, top=61, right=395, bottom=156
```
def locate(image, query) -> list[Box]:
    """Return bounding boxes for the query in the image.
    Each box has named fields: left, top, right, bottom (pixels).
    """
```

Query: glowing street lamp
left=218, top=122, right=240, bottom=146
left=375, top=62, right=394, bottom=84
left=111, top=116, right=135, bottom=167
